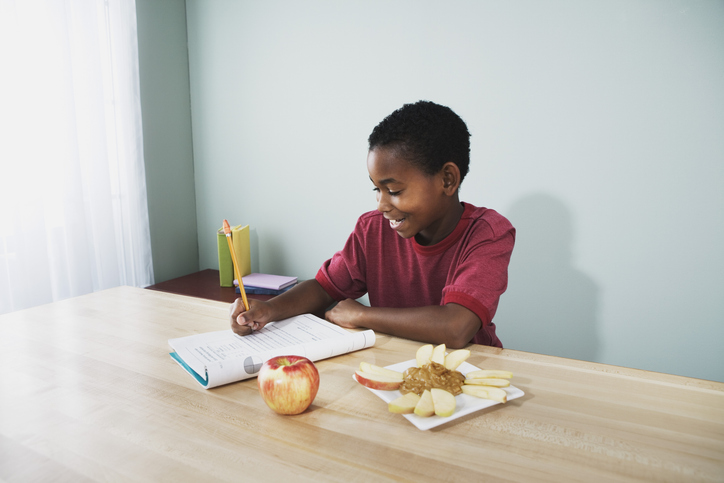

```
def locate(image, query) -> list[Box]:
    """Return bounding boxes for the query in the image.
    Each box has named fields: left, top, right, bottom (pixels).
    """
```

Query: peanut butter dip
left=399, top=362, right=465, bottom=396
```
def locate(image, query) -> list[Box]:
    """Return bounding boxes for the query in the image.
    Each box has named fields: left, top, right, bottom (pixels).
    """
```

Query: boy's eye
left=371, top=187, right=401, bottom=196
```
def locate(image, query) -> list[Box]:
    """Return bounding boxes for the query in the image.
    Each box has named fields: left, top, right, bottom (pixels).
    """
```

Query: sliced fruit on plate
left=465, top=369, right=513, bottom=380
left=359, top=361, right=404, bottom=380
left=431, top=344, right=446, bottom=365
left=462, top=385, right=508, bottom=403
left=388, top=392, right=421, bottom=414
left=354, top=370, right=403, bottom=391
left=414, top=389, right=435, bottom=417
left=464, top=378, right=510, bottom=388
left=443, top=349, right=470, bottom=370
left=415, top=344, right=433, bottom=367
left=430, top=388, right=456, bottom=417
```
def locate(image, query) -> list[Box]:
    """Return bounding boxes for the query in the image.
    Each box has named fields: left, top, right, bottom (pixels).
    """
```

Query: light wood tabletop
left=1, top=287, right=722, bottom=482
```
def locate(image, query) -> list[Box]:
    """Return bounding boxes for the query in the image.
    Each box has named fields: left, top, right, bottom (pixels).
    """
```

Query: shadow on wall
left=497, top=193, right=601, bottom=362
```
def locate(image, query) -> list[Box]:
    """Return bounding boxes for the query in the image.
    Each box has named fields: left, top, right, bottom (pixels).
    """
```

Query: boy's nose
left=376, top=193, right=391, bottom=213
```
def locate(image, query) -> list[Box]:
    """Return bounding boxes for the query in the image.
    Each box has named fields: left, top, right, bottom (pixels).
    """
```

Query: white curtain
left=0, top=0, right=154, bottom=315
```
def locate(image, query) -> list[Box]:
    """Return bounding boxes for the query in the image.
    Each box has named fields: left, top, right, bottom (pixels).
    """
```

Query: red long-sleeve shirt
left=316, top=202, right=515, bottom=347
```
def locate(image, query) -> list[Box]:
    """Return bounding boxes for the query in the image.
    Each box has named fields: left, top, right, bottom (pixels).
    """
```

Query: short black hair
left=368, top=100, right=470, bottom=182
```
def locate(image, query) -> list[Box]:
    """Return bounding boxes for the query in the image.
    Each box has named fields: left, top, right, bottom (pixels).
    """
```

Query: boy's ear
left=440, top=162, right=461, bottom=195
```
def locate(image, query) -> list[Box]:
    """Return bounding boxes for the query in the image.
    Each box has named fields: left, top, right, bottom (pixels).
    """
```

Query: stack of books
left=235, top=273, right=298, bottom=296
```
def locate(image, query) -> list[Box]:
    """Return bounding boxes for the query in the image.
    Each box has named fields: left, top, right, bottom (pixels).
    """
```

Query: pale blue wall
left=147, top=0, right=723, bottom=382
left=137, top=0, right=199, bottom=283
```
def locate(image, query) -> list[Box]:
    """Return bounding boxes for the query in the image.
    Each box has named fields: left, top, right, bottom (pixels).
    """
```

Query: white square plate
left=359, top=359, right=524, bottom=430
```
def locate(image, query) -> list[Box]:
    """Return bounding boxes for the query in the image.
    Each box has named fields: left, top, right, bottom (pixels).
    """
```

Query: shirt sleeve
left=441, top=216, right=516, bottom=328
left=315, top=217, right=369, bottom=302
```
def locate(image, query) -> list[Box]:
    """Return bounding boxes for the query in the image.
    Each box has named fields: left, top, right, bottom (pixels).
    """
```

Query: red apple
left=257, top=355, right=320, bottom=415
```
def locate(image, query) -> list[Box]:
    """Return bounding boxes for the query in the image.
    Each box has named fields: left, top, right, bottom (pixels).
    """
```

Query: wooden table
left=1, top=287, right=722, bottom=482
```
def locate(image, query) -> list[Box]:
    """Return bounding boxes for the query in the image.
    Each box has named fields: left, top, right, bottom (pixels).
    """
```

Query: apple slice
left=431, top=388, right=456, bottom=417
left=359, top=361, right=403, bottom=381
left=444, top=349, right=470, bottom=370
left=431, top=344, right=446, bottom=365
left=464, top=378, right=510, bottom=388
left=415, top=344, right=433, bottom=367
left=414, top=389, right=435, bottom=417
left=462, top=385, right=508, bottom=403
left=465, top=369, right=513, bottom=380
left=388, top=392, right=421, bottom=414
left=354, top=370, right=403, bottom=391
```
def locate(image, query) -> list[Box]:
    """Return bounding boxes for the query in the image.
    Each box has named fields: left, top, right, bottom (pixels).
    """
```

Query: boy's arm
left=325, top=299, right=481, bottom=349
left=230, top=279, right=335, bottom=336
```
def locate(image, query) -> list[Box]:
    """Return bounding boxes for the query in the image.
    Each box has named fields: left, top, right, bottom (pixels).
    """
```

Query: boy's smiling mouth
left=388, top=217, right=405, bottom=229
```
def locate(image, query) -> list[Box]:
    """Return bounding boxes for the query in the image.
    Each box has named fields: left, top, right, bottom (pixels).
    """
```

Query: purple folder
left=240, top=273, right=298, bottom=291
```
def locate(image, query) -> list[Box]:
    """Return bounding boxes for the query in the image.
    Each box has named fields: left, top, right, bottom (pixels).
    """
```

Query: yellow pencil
left=223, top=219, right=249, bottom=311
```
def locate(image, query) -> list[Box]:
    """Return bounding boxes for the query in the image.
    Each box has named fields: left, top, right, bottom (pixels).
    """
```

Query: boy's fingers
left=235, top=324, right=253, bottom=336
left=233, top=316, right=261, bottom=336
left=229, top=299, right=245, bottom=318
left=230, top=300, right=251, bottom=331
left=230, top=299, right=270, bottom=335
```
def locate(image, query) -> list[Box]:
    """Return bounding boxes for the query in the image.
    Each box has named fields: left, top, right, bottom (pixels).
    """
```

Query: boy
left=230, top=101, right=515, bottom=348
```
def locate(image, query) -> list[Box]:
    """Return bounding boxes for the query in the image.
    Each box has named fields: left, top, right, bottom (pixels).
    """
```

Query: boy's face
left=367, top=146, right=458, bottom=246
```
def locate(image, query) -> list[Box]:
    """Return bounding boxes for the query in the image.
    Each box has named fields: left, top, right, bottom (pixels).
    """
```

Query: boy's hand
left=229, top=298, right=273, bottom=336
left=324, top=298, right=365, bottom=329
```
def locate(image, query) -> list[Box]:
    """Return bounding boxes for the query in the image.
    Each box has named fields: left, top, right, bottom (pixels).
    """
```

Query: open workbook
left=169, top=314, right=376, bottom=389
